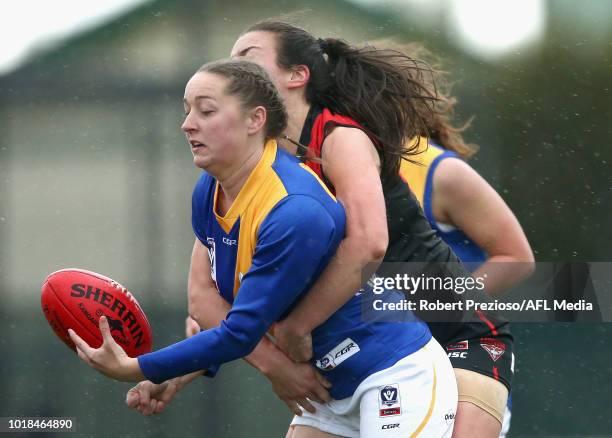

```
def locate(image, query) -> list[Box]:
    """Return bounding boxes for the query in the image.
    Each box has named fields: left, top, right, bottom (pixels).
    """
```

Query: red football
left=41, top=269, right=152, bottom=357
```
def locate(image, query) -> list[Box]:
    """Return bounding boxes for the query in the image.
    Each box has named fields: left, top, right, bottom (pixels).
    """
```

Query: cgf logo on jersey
left=378, top=384, right=401, bottom=417
left=222, top=237, right=237, bottom=246
left=315, top=338, right=360, bottom=371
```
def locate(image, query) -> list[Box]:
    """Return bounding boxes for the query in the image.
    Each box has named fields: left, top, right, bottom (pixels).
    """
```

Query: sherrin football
left=41, top=269, right=152, bottom=357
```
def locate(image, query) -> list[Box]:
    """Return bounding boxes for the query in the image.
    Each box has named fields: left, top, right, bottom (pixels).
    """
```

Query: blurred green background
left=0, top=0, right=611, bottom=436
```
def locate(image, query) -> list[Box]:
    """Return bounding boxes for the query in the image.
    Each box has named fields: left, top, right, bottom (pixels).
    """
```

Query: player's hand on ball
left=68, top=316, right=144, bottom=382
left=185, top=315, right=201, bottom=338
left=274, top=319, right=314, bottom=362
left=126, top=379, right=180, bottom=416
left=265, top=358, right=332, bottom=416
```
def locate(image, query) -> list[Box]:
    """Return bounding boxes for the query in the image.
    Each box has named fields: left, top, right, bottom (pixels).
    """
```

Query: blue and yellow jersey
left=138, top=140, right=431, bottom=399
left=399, top=139, right=487, bottom=269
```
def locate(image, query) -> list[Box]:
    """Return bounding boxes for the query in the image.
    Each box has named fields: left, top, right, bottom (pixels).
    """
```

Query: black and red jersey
left=299, top=105, right=461, bottom=268
left=299, top=106, right=512, bottom=353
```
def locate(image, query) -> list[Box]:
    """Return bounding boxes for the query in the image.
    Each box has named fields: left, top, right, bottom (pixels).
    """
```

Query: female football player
left=69, top=58, right=457, bottom=438
left=226, top=20, right=533, bottom=437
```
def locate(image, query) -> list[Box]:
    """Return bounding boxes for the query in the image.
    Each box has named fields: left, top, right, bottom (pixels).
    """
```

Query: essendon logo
left=71, top=283, right=145, bottom=348
left=446, top=340, right=468, bottom=351
left=480, top=337, right=506, bottom=362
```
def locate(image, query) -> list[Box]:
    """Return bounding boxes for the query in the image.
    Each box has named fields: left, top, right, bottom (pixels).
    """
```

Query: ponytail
left=243, top=20, right=476, bottom=181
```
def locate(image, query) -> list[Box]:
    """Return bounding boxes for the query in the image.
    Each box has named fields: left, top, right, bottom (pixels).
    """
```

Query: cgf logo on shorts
left=381, top=423, right=399, bottom=430
left=379, top=384, right=401, bottom=417
left=315, top=338, right=360, bottom=371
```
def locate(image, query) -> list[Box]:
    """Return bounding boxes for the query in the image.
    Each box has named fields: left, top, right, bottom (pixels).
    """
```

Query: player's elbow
left=514, top=241, right=536, bottom=278
left=187, top=291, right=206, bottom=327
left=343, top=229, right=387, bottom=266
left=520, top=250, right=536, bottom=279
left=360, top=227, right=388, bottom=262
left=343, top=201, right=388, bottom=263
left=504, top=246, right=536, bottom=282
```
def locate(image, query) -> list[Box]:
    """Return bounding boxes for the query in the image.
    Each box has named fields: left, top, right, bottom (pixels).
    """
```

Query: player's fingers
left=68, top=329, right=94, bottom=357
left=297, top=398, right=316, bottom=414
left=126, top=388, right=140, bottom=408
left=141, top=400, right=154, bottom=416
left=74, top=344, right=95, bottom=368
left=284, top=400, right=302, bottom=417
left=149, top=399, right=158, bottom=414
left=155, top=401, right=166, bottom=414
left=98, top=316, right=114, bottom=344
left=75, top=346, right=90, bottom=364
left=313, top=371, right=332, bottom=403
left=300, top=347, right=314, bottom=362
left=185, top=316, right=200, bottom=338
left=307, top=390, right=326, bottom=405
left=162, top=383, right=178, bottom=403
left=313, top=387, right=331, bottom=404
left=139, top=385, right=151, bottom=409
left=289, top=347, right=312, bottom=363
left=314, top=371, right=332, bottom=389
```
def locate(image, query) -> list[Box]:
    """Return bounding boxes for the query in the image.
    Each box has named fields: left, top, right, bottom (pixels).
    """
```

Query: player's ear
left=287, top=65, right=310, bottom=90
left=246, top=105, right=267, bottom=135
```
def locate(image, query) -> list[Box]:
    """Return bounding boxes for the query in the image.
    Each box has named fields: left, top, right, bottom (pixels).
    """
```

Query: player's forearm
left=473, top=255, right=535, bottom=296
left=188, top=286, right=289, bottom=376
left=285, top=235, right=383, bottom=335
left=243, top=335, right=293, bottom=377
left=174, top=370, right=206, bottom=390
left=188, top=286, right=231, bottom=329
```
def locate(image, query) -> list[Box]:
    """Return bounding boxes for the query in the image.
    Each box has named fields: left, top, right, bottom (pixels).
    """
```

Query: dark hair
left=198, top=59, right=288, bottom=140
left=395, top=42, right=478, bottom=159
left=243, top=20, right=477, bottom=180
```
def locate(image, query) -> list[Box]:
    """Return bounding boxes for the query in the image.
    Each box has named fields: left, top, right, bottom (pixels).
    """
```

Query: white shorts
left=291, top=338, right=458, bottom=437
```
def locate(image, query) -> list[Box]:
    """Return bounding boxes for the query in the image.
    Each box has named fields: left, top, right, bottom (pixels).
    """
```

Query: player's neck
left=216, top=142, right=265, bottom=212
left=279, top=94, right=310, bottom=155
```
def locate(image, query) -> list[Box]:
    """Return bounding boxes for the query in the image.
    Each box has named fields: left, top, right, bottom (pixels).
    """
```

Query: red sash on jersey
left=304, top=108, right=380, bottom=189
